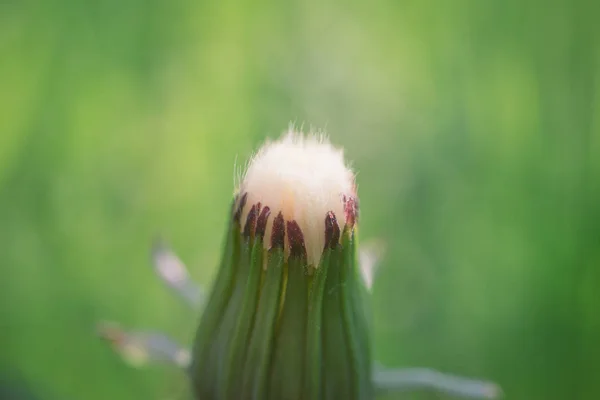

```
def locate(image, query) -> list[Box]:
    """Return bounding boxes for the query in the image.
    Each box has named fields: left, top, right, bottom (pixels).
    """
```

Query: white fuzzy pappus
left=237, top=129, right=356, bottom=266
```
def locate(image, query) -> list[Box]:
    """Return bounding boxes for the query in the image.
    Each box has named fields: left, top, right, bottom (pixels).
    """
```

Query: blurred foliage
left=1, top=0, right=599, bottom=399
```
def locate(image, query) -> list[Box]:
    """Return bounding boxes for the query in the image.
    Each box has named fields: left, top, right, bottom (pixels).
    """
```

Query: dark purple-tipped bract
left=324, top=211, right=341, bottom=249
left=244, top=203, right=259, bottom=237
left=343, top=195, right=358, bottom=229
left=271, top=212, right=285, bottom=249
left=234, top=192, right=248, bottom=223
left=286, top=220, right=307, bottom=259
left=255, top=206, right=271, bottom=239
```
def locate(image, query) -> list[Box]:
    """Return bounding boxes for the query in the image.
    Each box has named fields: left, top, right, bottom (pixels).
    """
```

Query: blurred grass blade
left=374, top=367, right=502, bottom=399
left=152, top=239, right=204, bottom=309
left=97, top=321, right=191, bottom=369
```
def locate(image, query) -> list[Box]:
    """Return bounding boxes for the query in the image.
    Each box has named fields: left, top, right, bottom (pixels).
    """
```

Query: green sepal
left=341, top=227, right=373, bottom=400
left=322, top=245, right=353, bottom=399
left=241, top=247, right=285, bottom=399
left=190, top=209, right=373, bottom=400
left=190, top=211, right=241, bottom=398
left=303, top=250, right=332, bottom=399
left=223, top=236, right=265, bottom=398
left=268, top=255, right=309, bottom=400
left=211, top=237, right=252, bottom=398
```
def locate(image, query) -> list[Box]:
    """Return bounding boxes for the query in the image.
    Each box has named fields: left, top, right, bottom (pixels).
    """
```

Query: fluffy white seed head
left=237, top=129, right=356, bottom=266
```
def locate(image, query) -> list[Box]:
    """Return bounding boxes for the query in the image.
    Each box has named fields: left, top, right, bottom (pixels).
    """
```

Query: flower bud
left=190, top=130, right=372, bottom=399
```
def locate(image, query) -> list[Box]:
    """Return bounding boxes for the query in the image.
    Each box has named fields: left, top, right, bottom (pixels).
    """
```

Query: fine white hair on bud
left=237, top=128, right=358, bottom=266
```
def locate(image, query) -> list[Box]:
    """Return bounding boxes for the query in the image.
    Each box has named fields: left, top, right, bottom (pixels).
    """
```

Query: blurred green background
left=1, top=0, right=599, bottom=399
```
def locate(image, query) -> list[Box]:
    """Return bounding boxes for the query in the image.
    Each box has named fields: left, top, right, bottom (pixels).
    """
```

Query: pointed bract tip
left=324, top=211, right=341, bottom=249
left=255, top=206, right=271, bottom=239
left=243, top=203, right=260, bottom=238
left=271, top=212, right=285, bottom=249
left=343, top=195, right=358, bottom=229
left=287, top=220, right=307, bottom=259
left=234, top=192, right=248, bottom=223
